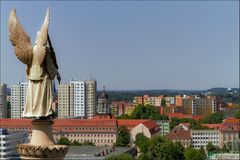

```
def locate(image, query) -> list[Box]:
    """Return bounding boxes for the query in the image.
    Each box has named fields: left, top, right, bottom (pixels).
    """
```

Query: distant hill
left=206, top=87, right=239, bottom=94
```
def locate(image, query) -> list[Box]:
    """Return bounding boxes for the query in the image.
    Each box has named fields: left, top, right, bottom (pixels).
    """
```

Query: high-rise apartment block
left=85, top=80, right=97, bottom=119
left=10, top=82, right=28, bottom=118
left=182, top=96, right=217, bottom=116
left=70, top=81, right=86, bottom=117
left=58, top=84, right=70, bottom=118
left=0, top=84, right=7, bottom=118
left=58, top=80, right=97, bottom=119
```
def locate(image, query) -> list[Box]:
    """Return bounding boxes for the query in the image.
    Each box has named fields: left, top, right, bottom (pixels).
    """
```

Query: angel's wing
left=34, top=7, right=50, bottom=65
left=8, top=9, right=33, bottom=65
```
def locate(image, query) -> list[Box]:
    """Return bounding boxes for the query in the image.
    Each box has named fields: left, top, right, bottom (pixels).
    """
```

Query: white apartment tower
left=58, top=80, right=97, bottom=118
left=10, top=82, right=28, bottom=118
left=85, top=80, right=97, bottom=119
left=70, top=81, right=85, bottom=117
left=0, top=84, right=7, bottom=118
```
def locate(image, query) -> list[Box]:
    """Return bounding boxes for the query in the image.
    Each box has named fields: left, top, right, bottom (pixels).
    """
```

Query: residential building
left=165, top=96, right=175, bottom=106
left=0, top=128, right=28, bottom=160
left=118, top=119, right=160, bottom=145
left=85, top=80, right=97, bottom=119
left=134, top=95, right=163, bottom=107
left=111, top=101, right=127, bottom=116
left=70, top=81, right=86, bottom=117
left=0, top=84, right=7, bottom=118
left=191, top=130, right=220, bottom=149
left=58, top=84, right=70, bottom=118
left=166, top=130, right=192, bottom=148
left=10, top=82, right=28, bottom=118
left=133, top=96, right=143, bottom=105
left=175, top=95, right=183, bottom=106
left=59, top=80, right=93, bottom=118
left=182, top=96, right=217, bottom=116
left=111, top=101, right=134, bottom=116
left=125, top=103, right=135, bottom=116
left=156, top=120, right=170, bottom=136
left=0, top=116, right=159, bottom=147
left=219, top=117, right=240, bottom=150
left=219, top=125, right=239, bottom=150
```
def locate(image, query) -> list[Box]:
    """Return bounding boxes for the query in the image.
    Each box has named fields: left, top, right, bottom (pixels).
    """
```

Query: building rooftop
left=117, top=119, right=149, bottom=129
left=65, top=146, right=135, bottom=159
left=166, top=130, right=191, bottom=140
left=166, top=113, right=203, bottom=120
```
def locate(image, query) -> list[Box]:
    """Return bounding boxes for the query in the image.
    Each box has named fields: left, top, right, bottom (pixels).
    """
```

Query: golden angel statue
left=8, top=8, right=61, bottom=118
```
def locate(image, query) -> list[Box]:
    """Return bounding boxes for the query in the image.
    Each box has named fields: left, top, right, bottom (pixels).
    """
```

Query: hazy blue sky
left=0, top=1, right=239, bottom=90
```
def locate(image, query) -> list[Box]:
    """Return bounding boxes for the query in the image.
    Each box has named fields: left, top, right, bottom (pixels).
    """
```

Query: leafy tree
left=161, top=98, right=166, bottom=107
left=117, top=114, right=131, bottom=119
left=184, top=148, right=204, bottom=160
left=130, top=104, right=169, bottom=120
left=234, top=110, right=240, bottom=119
left=71, top=140, right=82, bottom=146
left=135, top=133, right=150, bottom=153
left=206, top=142, right=221, bottom=154
left=155, top=114, right=169, bottom=120
left=201, top=113, right=224, bottom=124
left=131, top=104, right=146, bottom=119
left=199, top=146, right=206, bottom=156
left=221, top=144, right=228, bottom=153
left=105, top=153, right=133, bottom=160
left=156, top=140, right=184, bottom=160
left=82, top=141, right=95, bottom=146
left=57, top=137, right=71, bottom=145
left=142, top=136, right=184, bottom=160
left=170, top=117, right=180, bottom=130
left=116, top=126, right=130, bottom=146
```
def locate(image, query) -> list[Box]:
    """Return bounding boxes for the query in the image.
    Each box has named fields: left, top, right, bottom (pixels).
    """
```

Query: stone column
left=17, top=119, right=68, bottom=160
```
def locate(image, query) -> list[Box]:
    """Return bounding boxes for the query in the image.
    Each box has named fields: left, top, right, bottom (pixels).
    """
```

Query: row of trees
left=117, top=104, right=229, bottom=131
left=135, top=134, right=205, bottom=160
left=57, top=137, right=95, bottom=146
left=118, top=104, right=226, bottom=123
left=117, top=104, right=168, bottom=120
left=135, top=133, right=235, bottom=160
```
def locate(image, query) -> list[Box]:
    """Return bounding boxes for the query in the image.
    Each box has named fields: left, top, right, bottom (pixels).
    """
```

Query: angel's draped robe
left=22, top=45, right=57, bottom=118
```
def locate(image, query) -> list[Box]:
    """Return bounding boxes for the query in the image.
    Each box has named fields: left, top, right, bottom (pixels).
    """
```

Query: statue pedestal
left=17, top=119, right=68, bottom=160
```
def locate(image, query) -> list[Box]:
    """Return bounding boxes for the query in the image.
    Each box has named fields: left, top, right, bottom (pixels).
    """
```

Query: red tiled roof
left=219, top=125, right=239, bottom=132
left=166, top=113, right=203, bottom=120
left=142, top=120, right=159, bottom=130
left=117, top=119, right=148, bottom=129
left=223, top=117, right=240, bottom=124
left=201, top=124, right=223, bottom=129
left=166, top=130, right=191, bottom=140
left=142, top=120, right=160, bottom=134
left=0, top=118, right=117, bottom=128
left=0, top=119, right=32, bottom=127
left=54, top=119, right=117, bottom=127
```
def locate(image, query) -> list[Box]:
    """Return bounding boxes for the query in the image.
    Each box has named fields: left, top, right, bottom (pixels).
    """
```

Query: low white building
left=191, top=130, right=220, bottom=149
left=0, top=128, right=28, bottom=160
left=208, top=153, right=239, bottom=160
